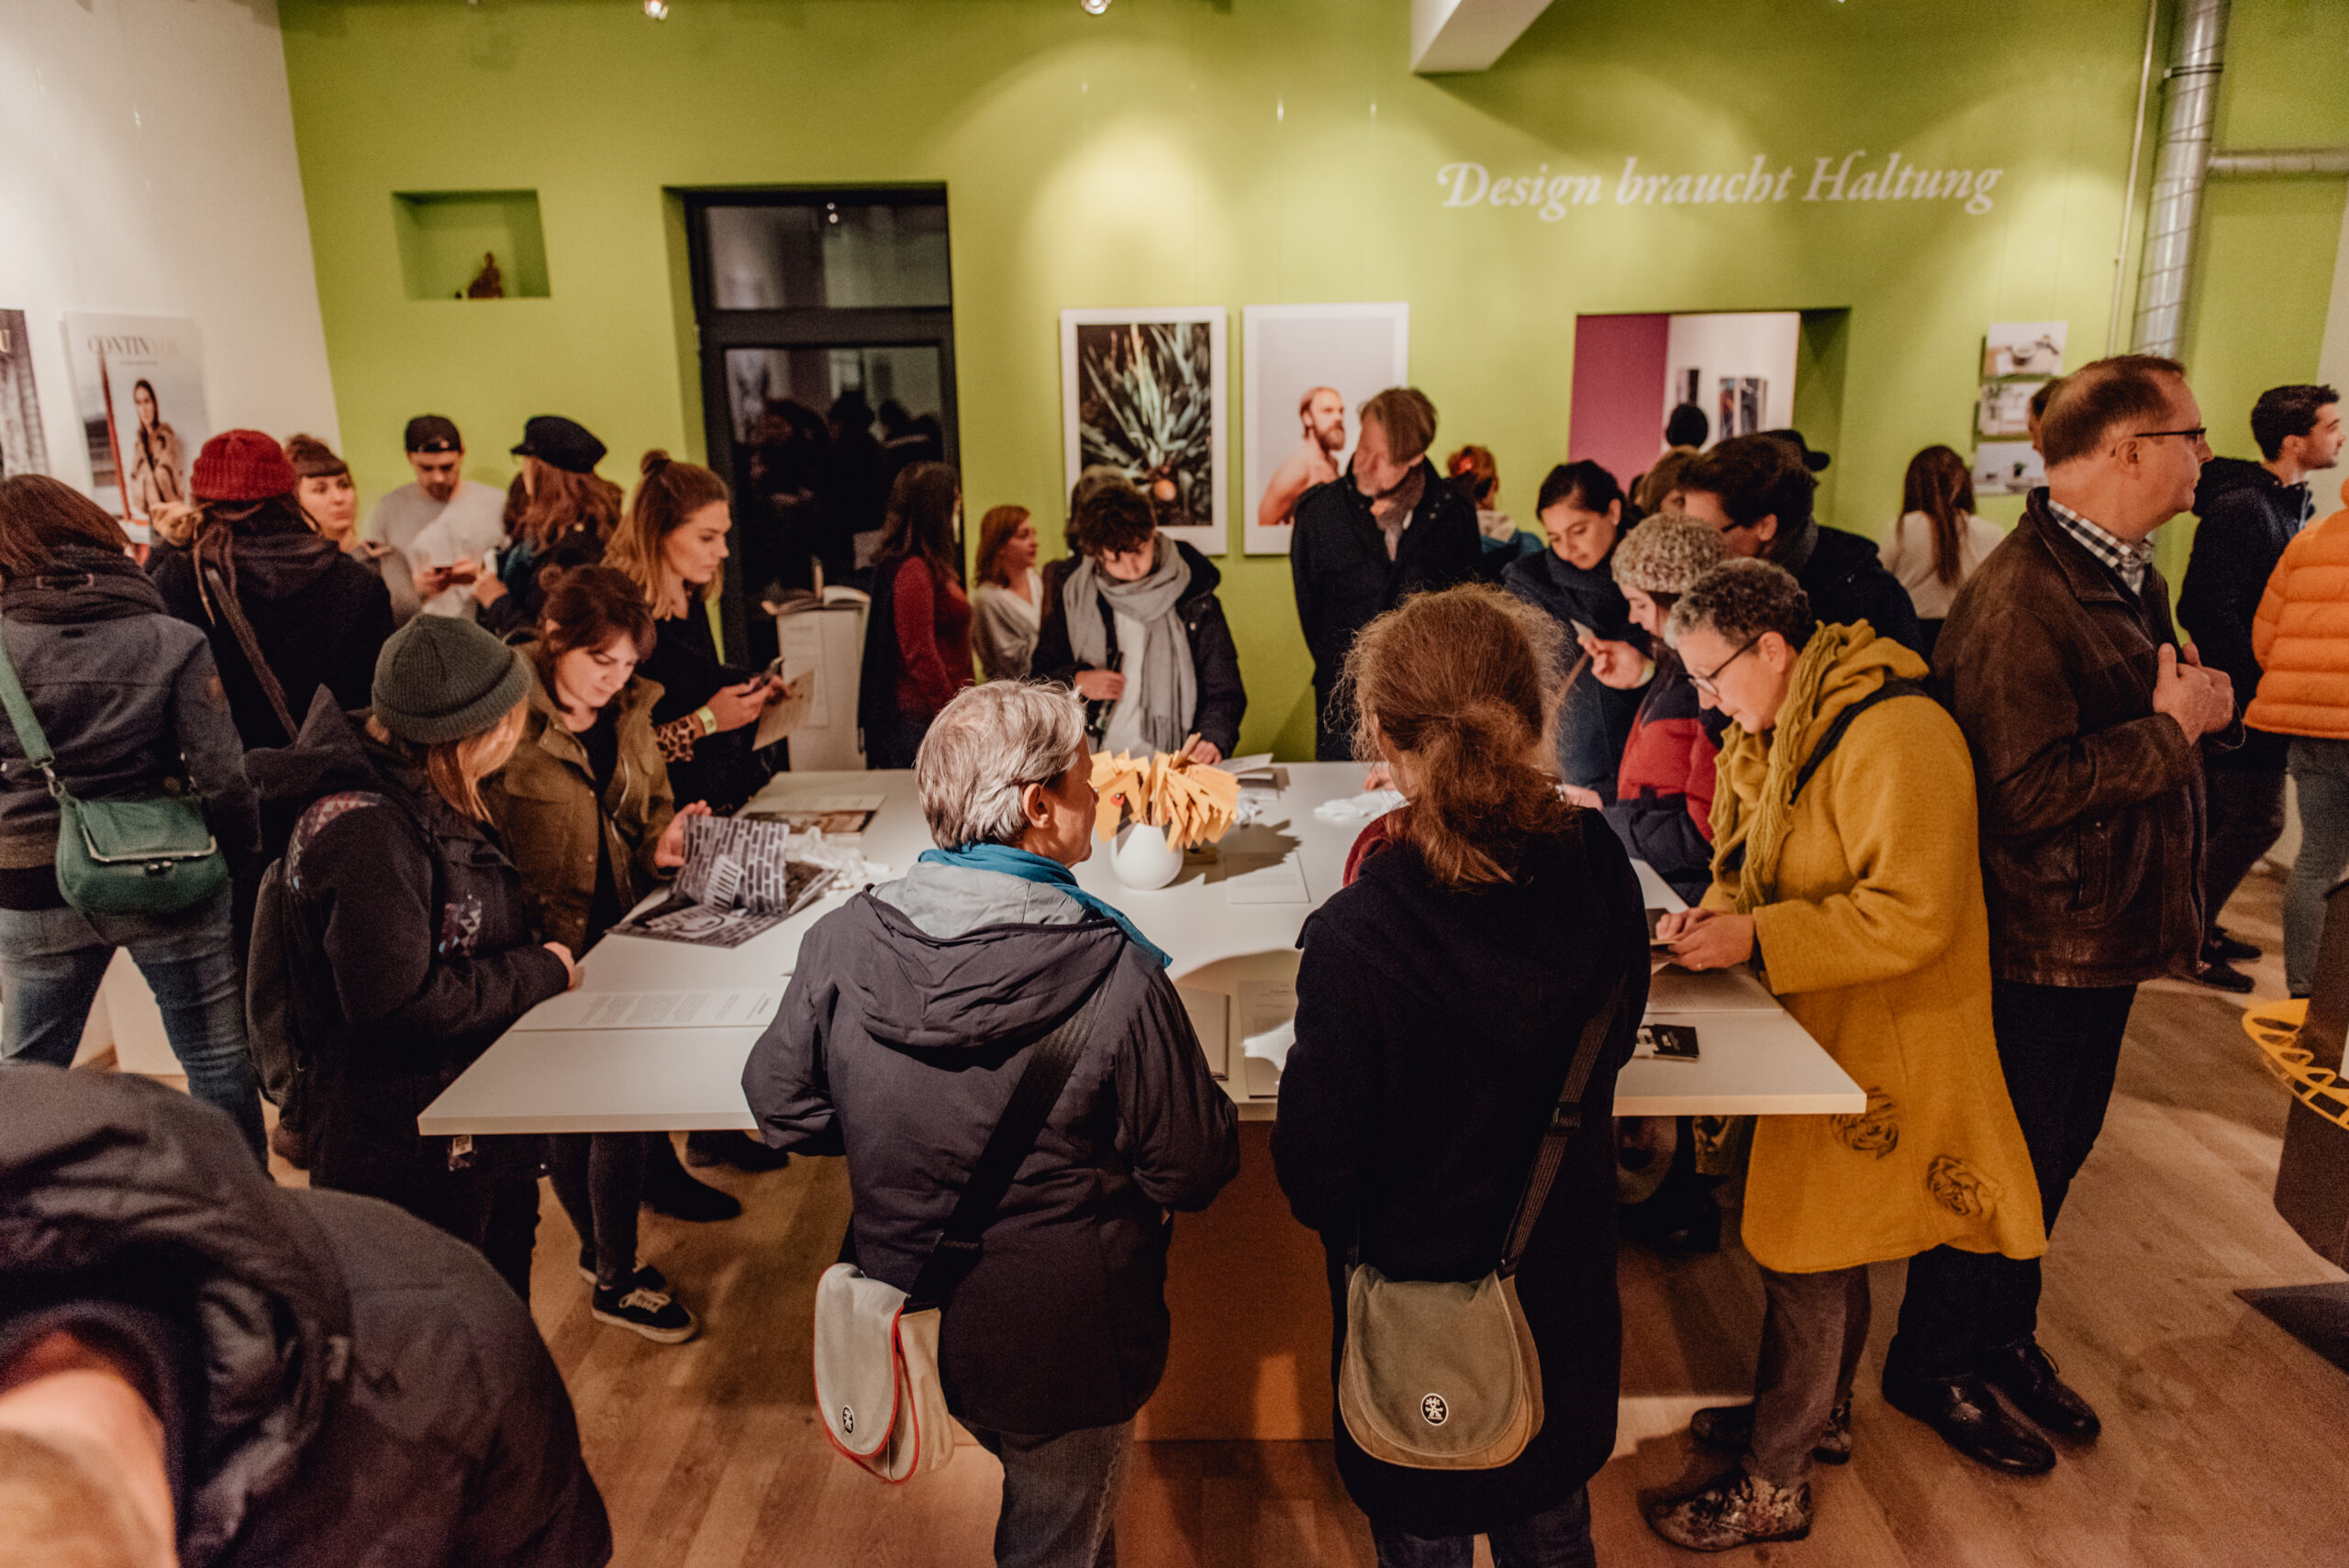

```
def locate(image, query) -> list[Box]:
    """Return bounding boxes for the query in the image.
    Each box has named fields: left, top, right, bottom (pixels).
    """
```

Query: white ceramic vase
left=1110, top=821, right=1183, bottom=891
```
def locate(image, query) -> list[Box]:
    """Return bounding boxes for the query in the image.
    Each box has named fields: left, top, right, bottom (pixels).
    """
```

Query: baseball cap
left=404, top=415, right=462, bottom=454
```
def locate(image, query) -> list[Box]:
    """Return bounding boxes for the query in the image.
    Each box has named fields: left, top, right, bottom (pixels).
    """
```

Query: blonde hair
left=366, top=702, right=528, bottom=822
left=1342, top=585, right=1573, bottom=887
left=607, top=450, right=729, bottom=610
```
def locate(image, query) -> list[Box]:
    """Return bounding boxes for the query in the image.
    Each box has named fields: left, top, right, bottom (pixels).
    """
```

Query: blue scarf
left=918, top=843, right=1171, bottom=969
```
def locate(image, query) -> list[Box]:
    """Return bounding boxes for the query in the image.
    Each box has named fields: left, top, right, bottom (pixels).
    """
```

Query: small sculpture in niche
left=461, top=251, right=505, bottom=300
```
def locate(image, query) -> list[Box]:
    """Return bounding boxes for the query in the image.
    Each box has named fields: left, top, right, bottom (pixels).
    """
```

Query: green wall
left=278, top=0, right=2349, bottom=761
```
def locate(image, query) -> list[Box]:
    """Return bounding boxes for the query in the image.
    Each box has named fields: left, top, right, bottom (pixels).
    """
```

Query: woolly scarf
left=918, top=843, right=1170, bottom=968
left=1368, top=463, right=1428, bottom=561
left=1063, top=539, right=1196, bottom=756
left=1709, top=622, right=1853, bottom=915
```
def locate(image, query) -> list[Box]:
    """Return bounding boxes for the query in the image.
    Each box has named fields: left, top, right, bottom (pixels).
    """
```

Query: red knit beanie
left=191, top=429, right=297, bottom=502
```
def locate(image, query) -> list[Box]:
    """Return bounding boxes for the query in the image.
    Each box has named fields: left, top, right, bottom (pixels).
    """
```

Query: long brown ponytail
left=1901, top=444, right=1976, bottom=588
left=1341, top=584, right=1575, bottom=887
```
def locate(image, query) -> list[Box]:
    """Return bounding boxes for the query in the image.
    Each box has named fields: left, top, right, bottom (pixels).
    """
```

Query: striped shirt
left=2045, top=497, right=2154, bottom=595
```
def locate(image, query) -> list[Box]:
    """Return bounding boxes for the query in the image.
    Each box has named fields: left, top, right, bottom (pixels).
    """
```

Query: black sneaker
left=685, top=1130, right=792, bottom=1172
left=592, top=1280, right=699, bottom=1343
left=2192, top=956, right=2255, bottom=994
left=575, top=1249, right=668, bottom=1293
left=1689, top=1396, right=1852, bottom=1464
left=642, top=1169, right=742, bottom=1222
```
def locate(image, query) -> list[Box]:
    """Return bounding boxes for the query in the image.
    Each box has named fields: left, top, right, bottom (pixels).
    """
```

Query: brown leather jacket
left=1934, top=497, right=2238, bottom=987
left=483, top=662, right=674, bottom=954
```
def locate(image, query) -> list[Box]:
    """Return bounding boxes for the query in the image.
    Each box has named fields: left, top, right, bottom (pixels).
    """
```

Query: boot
left=1688, top=1395, right=1852, bottom=1464
left=1646, top=1470, right=1812, bottom=1551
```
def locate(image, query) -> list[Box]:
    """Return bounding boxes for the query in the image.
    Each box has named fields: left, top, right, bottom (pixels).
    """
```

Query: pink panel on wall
left=1568, top=313, right=1670, bottom=495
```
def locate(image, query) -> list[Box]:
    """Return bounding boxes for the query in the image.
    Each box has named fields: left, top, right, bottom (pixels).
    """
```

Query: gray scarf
left=1064, top=539, right=1197, bottom=755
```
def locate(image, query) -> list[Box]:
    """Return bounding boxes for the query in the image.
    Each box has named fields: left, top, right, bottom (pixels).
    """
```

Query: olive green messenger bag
left=0, top=633, right=226, bottom=917
left=1339, top=914, right=1633, bottom=1471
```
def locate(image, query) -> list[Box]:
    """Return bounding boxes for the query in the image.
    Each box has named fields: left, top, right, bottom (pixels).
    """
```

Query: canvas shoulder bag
left=814, top=975, right=1110, bottom=1484
left=1337, top=843, right=1635, bottom=1472
left=0, top=629, right=225, bottom=917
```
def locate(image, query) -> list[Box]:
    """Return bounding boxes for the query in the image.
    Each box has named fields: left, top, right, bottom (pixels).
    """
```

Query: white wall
left=1663, top=311, right=1800, bottom=447
left=0, top=0, right=336, bottom=487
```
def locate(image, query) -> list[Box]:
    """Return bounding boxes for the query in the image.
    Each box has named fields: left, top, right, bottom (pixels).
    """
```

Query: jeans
left=0, top=888, right=263, bottom=1160
left=962, top=1420, right=1132, bottom=1568
left=2202, top=766, right=2286, bottom=940
left=2285, top=739, right=2349, bottom=995
left=1371, top=1487, right=1598, bottom=1568
left=1745, top=1264, right=1870, bottom=1485
left=549, top=1130, right=649, bottom=1290
left=1887, top=980, right=2135, bottom=1377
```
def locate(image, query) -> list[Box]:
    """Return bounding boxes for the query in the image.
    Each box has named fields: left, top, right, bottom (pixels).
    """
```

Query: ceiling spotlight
left=1081, top=0, right=1110, bottom=14
left=643, top=0, right=669, bottom=17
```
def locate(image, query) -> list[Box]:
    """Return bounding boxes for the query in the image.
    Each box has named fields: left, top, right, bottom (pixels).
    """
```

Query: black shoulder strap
left=907, top=975, right=1113, bottom=1311
left=201, top=563, right=301, bottom=744
left=1788, top=677, right=1931, bottom=806
left=1497, top=823, right=1636, bottom=1278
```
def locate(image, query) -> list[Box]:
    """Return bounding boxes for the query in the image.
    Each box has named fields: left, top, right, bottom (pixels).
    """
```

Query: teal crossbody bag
left=0, top=631, right=226, bottom=916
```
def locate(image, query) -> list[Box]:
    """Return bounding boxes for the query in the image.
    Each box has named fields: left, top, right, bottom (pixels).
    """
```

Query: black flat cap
left=511, top=415, right=607, bottom=475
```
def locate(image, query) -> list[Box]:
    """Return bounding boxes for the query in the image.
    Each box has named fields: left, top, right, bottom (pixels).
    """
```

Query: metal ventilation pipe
left=2209, top=148, right=2349, bottom=177
left=2132, top=0, right=2232, bottom=358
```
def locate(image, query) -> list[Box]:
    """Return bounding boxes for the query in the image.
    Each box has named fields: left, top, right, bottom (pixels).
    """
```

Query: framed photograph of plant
left=1060, top=307, right=1228, bottom=554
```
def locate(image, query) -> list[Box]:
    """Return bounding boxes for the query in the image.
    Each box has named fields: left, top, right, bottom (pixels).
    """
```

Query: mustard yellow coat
left=1701, top=628, right=2046, bottom=1274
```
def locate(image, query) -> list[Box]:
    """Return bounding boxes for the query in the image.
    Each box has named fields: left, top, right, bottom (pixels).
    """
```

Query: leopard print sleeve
left=655, top=715, right=699, bottom=764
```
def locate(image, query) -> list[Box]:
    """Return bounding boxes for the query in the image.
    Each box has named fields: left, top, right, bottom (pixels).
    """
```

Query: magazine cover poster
left=0, top=310, right=50, bottom=480
left=63, top=313, right=209, bottom=523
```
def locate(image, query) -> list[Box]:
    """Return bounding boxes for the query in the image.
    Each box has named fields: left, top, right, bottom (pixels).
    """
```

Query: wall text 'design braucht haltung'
left=1437, top=151, right=2005, bottom=221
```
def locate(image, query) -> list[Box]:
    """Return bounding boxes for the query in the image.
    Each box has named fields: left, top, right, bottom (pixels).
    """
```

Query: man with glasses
left=1890, top=355, right=2238, bottom=1473
left=1677, top=433, right=1926, bottom=655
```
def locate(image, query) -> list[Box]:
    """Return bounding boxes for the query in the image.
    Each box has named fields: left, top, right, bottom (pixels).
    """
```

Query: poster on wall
left=0, top=311, right=50, bottom=480
left=1061, top=307, right=1227, bottom=555
left=1983, top=321, right=2066, bottom=379
left=1974, top=440, right=2044, bottom=497
left=1975, top=320, right=2065, bottom=494
left=62, top=313, right=209, bottom=531
left=1240, top=303, right=1410, bottom=555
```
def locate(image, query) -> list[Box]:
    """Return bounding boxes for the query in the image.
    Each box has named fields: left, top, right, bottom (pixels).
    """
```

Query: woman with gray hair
left=1643, top=559, right=2046, bottom=1551
left=743, top=680, right=1238, bottom=1567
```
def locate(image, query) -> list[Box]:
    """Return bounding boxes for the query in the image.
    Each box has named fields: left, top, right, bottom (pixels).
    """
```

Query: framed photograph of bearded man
left=1241, top=303, right=1410, bottom=555
left=1060, top=307, right=1228, bottom=555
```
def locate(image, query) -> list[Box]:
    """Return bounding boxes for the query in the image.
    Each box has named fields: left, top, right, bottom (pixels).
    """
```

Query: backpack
left=246, top=790, right=435, bottom=1111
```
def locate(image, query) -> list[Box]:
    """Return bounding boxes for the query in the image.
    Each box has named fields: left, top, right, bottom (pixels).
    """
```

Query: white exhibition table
left=421, top=762, right=1862, bottom=1136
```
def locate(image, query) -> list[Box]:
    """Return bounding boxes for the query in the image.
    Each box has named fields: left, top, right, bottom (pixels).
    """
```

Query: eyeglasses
left=2129, top=427, right=2209, bottom=444
left=1687, top=635, right=1763, bottom=698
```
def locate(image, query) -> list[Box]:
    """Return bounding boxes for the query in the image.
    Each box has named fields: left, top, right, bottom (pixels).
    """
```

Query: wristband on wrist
left=696, top=706, right=718, bottom=738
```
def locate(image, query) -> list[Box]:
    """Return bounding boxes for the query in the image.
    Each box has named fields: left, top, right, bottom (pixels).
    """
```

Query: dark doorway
left=681, top=187, right=958, bottom=663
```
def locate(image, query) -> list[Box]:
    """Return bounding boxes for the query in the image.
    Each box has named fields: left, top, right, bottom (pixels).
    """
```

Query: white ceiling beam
left=1411, top=0, right=1558, bottom=74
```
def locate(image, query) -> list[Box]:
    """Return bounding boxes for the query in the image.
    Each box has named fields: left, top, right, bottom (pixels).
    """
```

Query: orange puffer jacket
left=2248, top=479, right=2349, bottom=740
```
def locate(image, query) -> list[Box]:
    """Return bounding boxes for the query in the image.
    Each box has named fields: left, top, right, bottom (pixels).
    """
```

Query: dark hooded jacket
left=242, top=693, right=571, bottom=1186
left=150, top=512, right=396, bottom=751
left=1030, top=539, right=1247, bottom=756
left=1773, top=521, right=1927, bottom=655
left=1502, top=546, right=1649, bottom=791
left=0, top=548, right=260, bottom=907
left=2179, top=456, right=2312, bottom=772
left=1273, top=814, right=1650, bottom=1537
left=0, top=1066, right=609, bottom=1568
left=743, top=860, right=1240, bottom=1433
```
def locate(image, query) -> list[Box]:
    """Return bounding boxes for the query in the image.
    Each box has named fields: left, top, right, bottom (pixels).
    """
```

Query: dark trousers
left=548, top=1131, right=650, bottom=1291
left=2202, top=766, right=2287, bottom=937
left=316, top=1148, right=540, bottom=1304
left=1371, top=1486, right=1597, bottom=1568
left=1746, top=1264, right=1870, bottom=1485
left=1888, top=980, right=2135, bottom=1378
left=962, top=1420, right=1132, bottom=1568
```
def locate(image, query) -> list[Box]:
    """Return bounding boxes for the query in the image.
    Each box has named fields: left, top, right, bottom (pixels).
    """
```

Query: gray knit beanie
left=370, top=614, right=532, bottom=744
left=1612, top=510, right=1728, bottom=596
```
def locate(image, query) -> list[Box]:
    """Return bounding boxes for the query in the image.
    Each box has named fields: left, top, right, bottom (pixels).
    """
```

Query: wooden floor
left=262, top=868, right=2349, bottom=1564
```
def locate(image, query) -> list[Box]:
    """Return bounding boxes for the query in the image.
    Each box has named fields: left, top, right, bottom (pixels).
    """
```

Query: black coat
left=0, top=1066, right=609, bottom=1568
left=744, top=876, right=1239, bottom=1433
left=1502, top=547, right=1648, bottom=792
left=151, top=524, right=396, bottom=751
left=641, top=598, right=770, bottom=812
left=1290, top=460, right=1484, bottom=696
left=1780, top=523, right=1926, bottom=655
left=2178, top=459, right=2310, bottom=772
left=244, top=694, right=571, bottom=1188
left=1030, top=540, right=1247, bottom=756
left=1273, top=817, right=1649, bottom=1537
